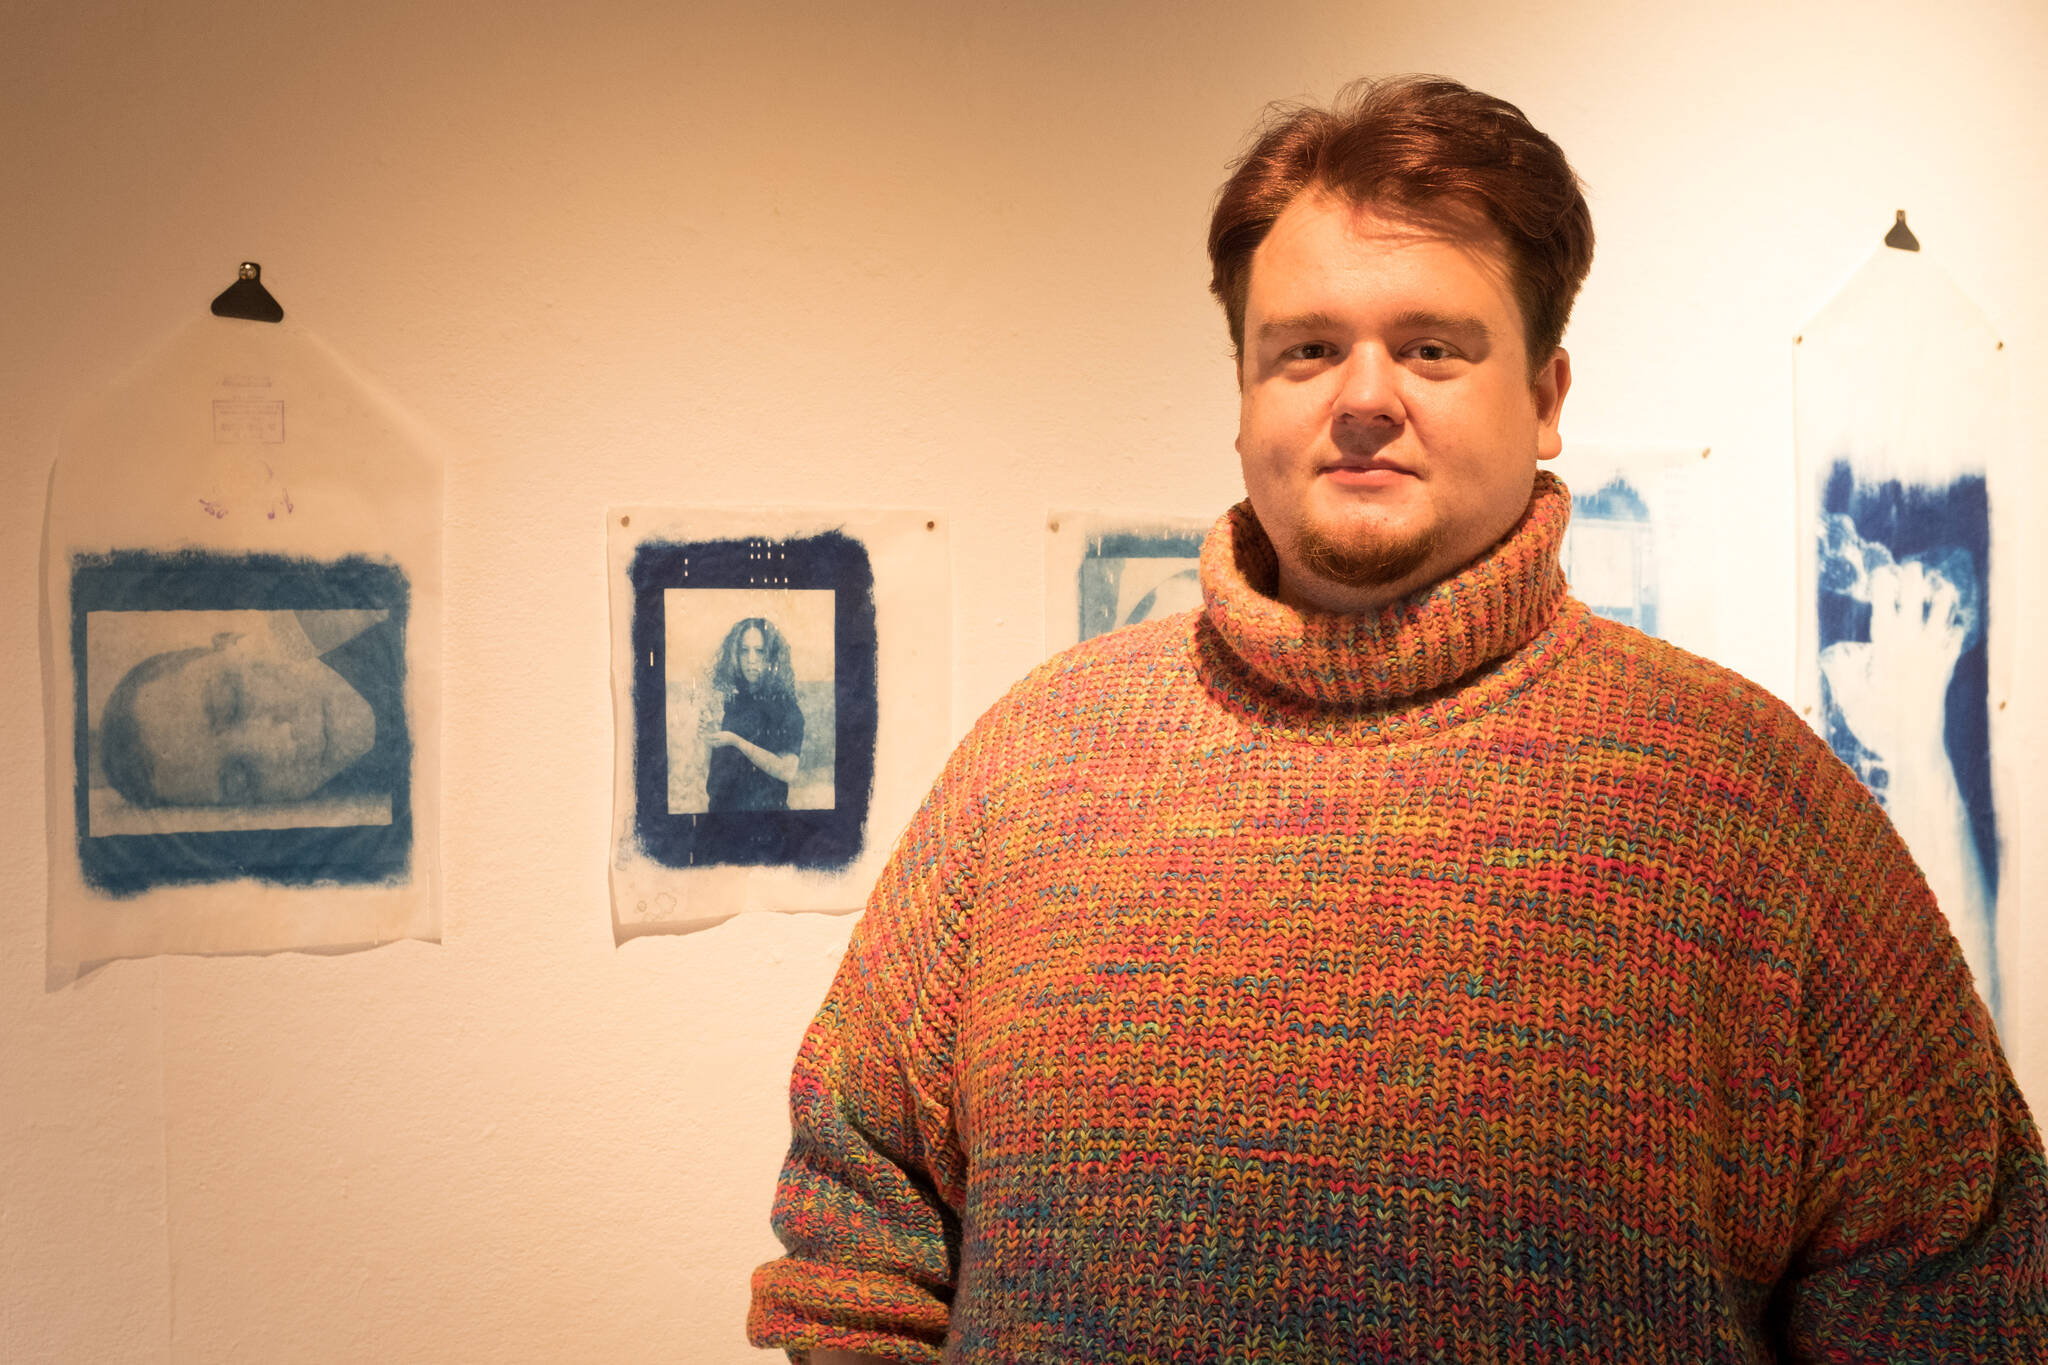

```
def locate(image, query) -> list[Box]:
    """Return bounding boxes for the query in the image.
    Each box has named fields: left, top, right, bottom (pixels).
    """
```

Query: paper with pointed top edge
left=607, top=506, right=950, bottom=939
left=40, top=317, right=442, bottom=985
left=1794, top=246, right=2011, bottom=1025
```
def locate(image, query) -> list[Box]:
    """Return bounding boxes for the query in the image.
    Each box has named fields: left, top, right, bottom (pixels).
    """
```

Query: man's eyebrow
left=1254, top=311, right=1340, bottom=341
left=1254, top=310, right=1494, bottom=342
left=1389, top=309, right=1493, bottom=341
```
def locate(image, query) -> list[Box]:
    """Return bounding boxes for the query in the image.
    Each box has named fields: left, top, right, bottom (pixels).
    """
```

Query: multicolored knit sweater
left=750, top=473, right=2048, bottom=1362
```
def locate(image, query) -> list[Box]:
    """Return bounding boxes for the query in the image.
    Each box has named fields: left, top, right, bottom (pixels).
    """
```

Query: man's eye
left=1410, top=342, right=1454, bottom=363
left=1284, top=342, right=1336, bottom=362
left=219, top=756, right=259, bottom=804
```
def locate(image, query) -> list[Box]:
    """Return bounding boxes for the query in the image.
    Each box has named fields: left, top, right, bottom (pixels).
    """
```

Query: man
left=750, top=76, right=2048, bottom=1361
left=99, top=608, right=404, bottom=808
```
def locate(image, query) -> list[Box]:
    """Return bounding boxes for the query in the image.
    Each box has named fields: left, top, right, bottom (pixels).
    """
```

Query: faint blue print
left=1564, top=476, right=1658, bottom=635
left=1078, top=530, right=1205, bottom=643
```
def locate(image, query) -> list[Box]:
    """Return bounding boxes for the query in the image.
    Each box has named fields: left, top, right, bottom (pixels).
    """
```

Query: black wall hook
left=210, top=261, right=284, bottom=322
left=1883, top=210, right=1921, bottom=253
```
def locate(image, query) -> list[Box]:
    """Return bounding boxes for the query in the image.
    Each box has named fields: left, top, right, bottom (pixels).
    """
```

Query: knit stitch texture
left=750, top=473, right=2048, bottom=1363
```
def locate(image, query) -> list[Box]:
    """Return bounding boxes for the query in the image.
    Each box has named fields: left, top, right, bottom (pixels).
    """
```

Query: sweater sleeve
left=1774, top=754, right=2048, bottom=1360
left=747, top=716, right=987, bottom=1362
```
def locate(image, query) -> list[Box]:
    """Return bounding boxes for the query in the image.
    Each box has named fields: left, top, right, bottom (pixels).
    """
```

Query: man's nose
left=1331, top=346, right=1404, bottom=433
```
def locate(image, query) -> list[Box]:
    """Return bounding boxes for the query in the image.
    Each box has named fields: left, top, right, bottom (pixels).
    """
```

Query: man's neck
left=1274, top=563, right=1432, bottom=617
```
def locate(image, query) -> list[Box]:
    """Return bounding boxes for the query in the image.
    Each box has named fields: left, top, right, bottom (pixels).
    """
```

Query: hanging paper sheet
left=607, top=507, right=950, bottom=938
left=40, top=317, right=443, bottom=984
left=1044, top=509, right=1213, bottom=656
left=1551, top=444, right=1720, bottom=658
left=1795, top=246, right=2011, bottom=1022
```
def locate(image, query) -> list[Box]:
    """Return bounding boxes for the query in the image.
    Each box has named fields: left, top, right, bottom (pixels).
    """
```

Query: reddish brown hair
left=1209, top=75, right=1594, bottom=373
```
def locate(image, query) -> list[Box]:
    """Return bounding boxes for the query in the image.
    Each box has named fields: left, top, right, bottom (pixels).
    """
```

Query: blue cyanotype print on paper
left=629, top=531, right=876, bottom=870
left=1563, top=476, right=1658, bottom=636
left=1078, top=529, right=1205, bottom=643
left=72, top=550, right=412, bottom=895
left=1816, top=460, right=1998, bottom=1015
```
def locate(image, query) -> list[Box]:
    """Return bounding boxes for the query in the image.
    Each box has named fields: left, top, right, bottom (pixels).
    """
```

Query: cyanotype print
left=1077, top=529, right=1205, bottom=643
left=1552, top=447, right=1719, bottom=657
left=629, top=533, right=875, bottom=870
left=1792, top=245, right=2009, bottom=1022
left=666, top=589, right=836, bottom=814
left=1816, top=463, right=1998, bottom=1014
left=72, top=551, right=411, bottom=895
left=1561, top=475, right=1657, bottom=635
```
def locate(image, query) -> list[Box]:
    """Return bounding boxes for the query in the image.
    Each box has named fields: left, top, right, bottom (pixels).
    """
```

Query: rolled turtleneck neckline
left=1197, top=470, right=1577, bottom=714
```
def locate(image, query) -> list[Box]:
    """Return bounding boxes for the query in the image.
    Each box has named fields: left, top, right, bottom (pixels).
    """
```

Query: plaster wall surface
left=3, top=1, right=2043, bottom=1360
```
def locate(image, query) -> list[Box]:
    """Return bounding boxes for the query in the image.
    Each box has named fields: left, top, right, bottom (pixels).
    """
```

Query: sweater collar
left=1198, top=471, right=1573, bottom=712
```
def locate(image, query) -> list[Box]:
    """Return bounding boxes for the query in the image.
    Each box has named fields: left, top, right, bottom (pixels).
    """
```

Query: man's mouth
left=1322, top=457, right=1414, bottom=485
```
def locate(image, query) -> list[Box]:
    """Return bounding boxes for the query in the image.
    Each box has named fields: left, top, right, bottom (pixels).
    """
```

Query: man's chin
left=1295, top=522, right=1441, bottom=591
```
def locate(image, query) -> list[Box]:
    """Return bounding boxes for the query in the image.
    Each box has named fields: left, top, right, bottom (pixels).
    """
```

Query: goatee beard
left=1295, top=518, right=1441, bottom=591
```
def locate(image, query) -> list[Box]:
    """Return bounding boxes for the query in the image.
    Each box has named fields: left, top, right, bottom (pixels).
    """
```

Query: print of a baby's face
left=129, top=635, right=375, bottom=804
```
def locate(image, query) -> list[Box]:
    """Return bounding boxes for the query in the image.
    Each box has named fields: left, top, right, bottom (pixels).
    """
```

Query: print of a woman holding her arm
left=704, top=616, right=803, bottom=812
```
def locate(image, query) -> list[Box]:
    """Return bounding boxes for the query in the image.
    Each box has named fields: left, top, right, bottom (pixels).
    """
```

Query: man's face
left=738, top=628, right=768, bottom=686
left=1234, top=193, right=1570, bottom=614
left=130, top=637, right=377, bottom=804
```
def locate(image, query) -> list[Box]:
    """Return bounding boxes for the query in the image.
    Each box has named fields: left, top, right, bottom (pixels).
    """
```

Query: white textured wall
left=3, top=1, right=2043, bottom=1360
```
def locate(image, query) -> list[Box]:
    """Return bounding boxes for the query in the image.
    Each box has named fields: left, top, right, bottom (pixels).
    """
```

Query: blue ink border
left=71, top=549, right=413, bottom=896
left=629, top=531, right=876, bottom=870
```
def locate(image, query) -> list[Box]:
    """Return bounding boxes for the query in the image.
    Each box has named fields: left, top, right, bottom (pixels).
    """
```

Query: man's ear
left=1533, top=348, right=1571, bottom=462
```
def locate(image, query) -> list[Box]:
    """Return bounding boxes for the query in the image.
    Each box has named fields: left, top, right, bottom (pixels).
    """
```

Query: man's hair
left=710, top=617, right=796, bottom=705
left=98, top=646, right=207, bottom=807
left=1208, top=74, right=1594, bottom=373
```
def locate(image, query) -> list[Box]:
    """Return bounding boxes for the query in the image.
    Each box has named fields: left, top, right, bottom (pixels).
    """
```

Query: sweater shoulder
left=1564, top=613, right=1888, bottom=845
left=1039, top=609, right=1200, bottom=681
left=978, top=610, right=1199, bottom=726
left=924, top=611, right=1201, bottom=813
left=1572, top=613, right=1811, bottom=743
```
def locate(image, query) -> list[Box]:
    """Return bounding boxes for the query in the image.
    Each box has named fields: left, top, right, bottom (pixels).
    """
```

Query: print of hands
left=1822, top=558, right=1967, bottom=773
left=1817, top=526, right=1993, bottom=1002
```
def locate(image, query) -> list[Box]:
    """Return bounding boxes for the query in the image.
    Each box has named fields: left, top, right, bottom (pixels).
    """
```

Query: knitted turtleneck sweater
left=751, top=473, right=2048, bottom=1363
